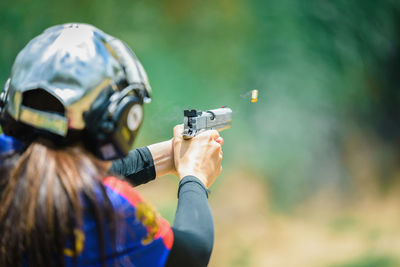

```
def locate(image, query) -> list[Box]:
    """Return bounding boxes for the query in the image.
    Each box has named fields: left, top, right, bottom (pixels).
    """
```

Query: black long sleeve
left=166, top=176, right=214, bottom=267
left=110, top=147, right=156, bottom=186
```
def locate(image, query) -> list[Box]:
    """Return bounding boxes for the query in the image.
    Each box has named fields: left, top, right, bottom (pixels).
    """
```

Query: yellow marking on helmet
left=19, top=106, right=68, bottom=136
left=68, top=78, right=113, bottom=130
left=104, top=42, right=118, bottom=60
left=10, top=91, right=22, bottom=119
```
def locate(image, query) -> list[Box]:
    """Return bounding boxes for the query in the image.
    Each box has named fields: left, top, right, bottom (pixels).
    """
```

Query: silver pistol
left=183, top=106, right=232, bottom=139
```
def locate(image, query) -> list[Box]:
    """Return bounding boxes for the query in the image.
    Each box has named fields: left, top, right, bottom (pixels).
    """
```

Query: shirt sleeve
left=109, top=147, right=156, bottom=186
left=166, top=176, right=214, bottom=267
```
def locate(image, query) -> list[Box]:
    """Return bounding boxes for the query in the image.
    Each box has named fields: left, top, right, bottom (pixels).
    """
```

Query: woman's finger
left=173, top=124, right=184, bottom=137
left=215, top=137, right=224, bottom=145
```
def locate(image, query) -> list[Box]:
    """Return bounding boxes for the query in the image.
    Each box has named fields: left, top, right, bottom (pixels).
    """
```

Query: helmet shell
left=5, top=23, right=151, bottom=136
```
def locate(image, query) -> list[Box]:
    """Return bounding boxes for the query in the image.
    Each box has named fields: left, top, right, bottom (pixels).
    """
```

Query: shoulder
left=102, top=176, right=174, bottom=250
left=103, top=176, right=143, bottom=206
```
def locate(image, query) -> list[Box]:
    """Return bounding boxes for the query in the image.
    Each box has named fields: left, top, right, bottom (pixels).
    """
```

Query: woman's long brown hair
left=0, top=140, right=116, bottom=266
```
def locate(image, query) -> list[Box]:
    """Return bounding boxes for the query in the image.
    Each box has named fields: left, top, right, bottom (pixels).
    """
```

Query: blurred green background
left=2, top=0, right=400, bottom=266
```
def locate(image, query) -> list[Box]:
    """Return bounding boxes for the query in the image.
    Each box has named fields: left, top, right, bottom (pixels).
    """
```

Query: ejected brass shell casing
left=251, top=89, right=258, bottom=103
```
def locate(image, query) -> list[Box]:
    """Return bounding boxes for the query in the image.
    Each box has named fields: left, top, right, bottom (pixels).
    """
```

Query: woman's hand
left=173, top=124, right=223, bottom=188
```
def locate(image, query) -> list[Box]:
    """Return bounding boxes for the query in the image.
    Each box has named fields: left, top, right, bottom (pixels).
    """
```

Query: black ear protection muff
left=83, top=85, right=144, bottom=160
left=83, top=38, right=147, bottom=160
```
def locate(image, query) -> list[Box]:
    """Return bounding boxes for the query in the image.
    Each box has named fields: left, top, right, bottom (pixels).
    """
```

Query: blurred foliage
left=1, top=0, right=400, bottom=210
left=331, top=254, right=398, bottom=267
left=329, top=215, right=360, bottom=233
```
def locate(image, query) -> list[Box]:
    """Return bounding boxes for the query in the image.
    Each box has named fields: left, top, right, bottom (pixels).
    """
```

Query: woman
left=0, top=23, right=223, bottom=266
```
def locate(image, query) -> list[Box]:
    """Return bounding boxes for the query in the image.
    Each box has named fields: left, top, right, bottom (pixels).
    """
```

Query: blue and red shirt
left=65, top=177, right=173, bottom=267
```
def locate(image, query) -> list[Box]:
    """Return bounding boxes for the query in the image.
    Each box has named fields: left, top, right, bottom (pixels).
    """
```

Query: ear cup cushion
left=83, top=93, right=112, bottom=138
left=110, top=95, right=143, bottom=156
left=83, top=88, right=116, bottom=158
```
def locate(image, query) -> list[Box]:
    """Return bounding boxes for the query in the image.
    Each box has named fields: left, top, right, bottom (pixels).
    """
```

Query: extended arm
left=109, top=140, right=175, bottom=186
left=166, top=176, right=214, bottom=267
left=111, top=125, right=222, bottom=266
left=165, top=125, right=223, bottom=266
